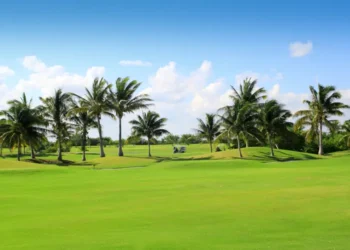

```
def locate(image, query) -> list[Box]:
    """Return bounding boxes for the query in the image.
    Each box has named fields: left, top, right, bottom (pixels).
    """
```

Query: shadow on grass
left=25, top=158, right=97, bottom=167
left=250, top=151, right=319, bottom=163
left=95, top=165, right=149, bottom=171
left=133, top=156, right=214, bottom=163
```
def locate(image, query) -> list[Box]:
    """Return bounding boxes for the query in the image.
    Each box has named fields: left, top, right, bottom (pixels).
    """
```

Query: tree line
left=0, top=77, right=168, bottom=161
left=195, top=79, right=350, bottom=157
left=0, top=77, right=349, bottom=161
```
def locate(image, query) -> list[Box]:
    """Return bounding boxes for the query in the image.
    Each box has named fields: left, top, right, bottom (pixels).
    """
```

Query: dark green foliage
left=258, top=100, right=292, bottom=157
left=195, top=114, right=221, bottom=153
left=294, top=84, right=349, bottom=155
left=40, top=89, right=73, bottom=161
left=111, top=77, right=152, bottom=156
left=76, top=77, right=115, bottom=158
left=0, top=93, right=47, bottom=161
left=129, top=111, right=169, bottom=157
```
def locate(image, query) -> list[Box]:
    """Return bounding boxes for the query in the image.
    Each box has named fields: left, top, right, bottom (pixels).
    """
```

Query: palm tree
left=195, top=114, right=221, bottom=153
left=0, top=95, right=47, bottom=161
left=294, top=84, right=349, bottom=155
left=294, top=103, right=319, bottom=144
left=129, top=111, right=169, bottom=157
left=229, top=78, right=266, bottom=147
left=258, top=100, right=292, bottom=157
left=219, top=103, right=261, bottom=158
left=340, top=120, right=350, bottom=148
left=40, top=89, right=72, bottom=161
left=7, top=93, right=47, bottom=159
left=110, top=77, right=152, bottom=156
left=77, top=78, right=114, bottom=157
left=69, top=99, right=97, bottom=161
left=230, top=78, right=267, bottom=105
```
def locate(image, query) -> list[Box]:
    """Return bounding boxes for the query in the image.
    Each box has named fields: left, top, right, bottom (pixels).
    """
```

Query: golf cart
left=173, top=146, right=186, bottom=153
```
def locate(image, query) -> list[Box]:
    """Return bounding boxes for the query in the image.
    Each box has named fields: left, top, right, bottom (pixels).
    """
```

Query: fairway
left=0, top=146, right=349, bottom=250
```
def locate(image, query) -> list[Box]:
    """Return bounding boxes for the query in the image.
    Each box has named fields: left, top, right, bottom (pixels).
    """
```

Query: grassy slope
left=0, top=146, right=349, bottom=249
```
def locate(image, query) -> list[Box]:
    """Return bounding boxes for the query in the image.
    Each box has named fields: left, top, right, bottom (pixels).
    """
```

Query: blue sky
left=1, top=0, right=350, bottom=139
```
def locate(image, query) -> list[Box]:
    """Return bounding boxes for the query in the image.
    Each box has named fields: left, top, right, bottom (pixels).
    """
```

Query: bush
left=45, top=146, right=57, bottom=153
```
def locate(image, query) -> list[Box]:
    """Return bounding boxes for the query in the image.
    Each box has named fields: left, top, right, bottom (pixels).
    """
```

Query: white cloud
left=190, top=79, right=224, bottom=114
left=119, top=60, right=152, bottom=67
left=17, top=56, right=105, bottom=97
left=146, top=60, right=212, bottom=102
left=0, top=66, right=15, bottom=79
left=289, top=41, right=313, bottom=57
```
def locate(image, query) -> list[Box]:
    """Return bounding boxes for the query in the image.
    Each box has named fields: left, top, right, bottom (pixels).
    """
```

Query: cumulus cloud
left=146, top=60, right=212, bottom=102
left=17, top=56, right=105, bottom=97
left=190, top=79, right=224, bottom=114
left=119, top=60, right=152, bottom=67
left=289, top=41, right=313, bottom=57
left=0, top=66, right=15, bottom=80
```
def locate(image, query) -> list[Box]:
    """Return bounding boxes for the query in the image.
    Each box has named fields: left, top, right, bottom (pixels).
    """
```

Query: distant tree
left=110, top=77, right=152, bottom=156
left=129, top=111, right=169, bottom=157
left=294, top=84, right=349, bottom=155
left=258, top=100, right=292, bottom=157
left=163, top=134, right=180, bottom=145
left=179, top=134, right=201, bottom=145
left=219, top=103, right=261, bottom=158
left=40, top=89, right=72, bottom=161
left=69, top=99, right=97, bottom=161
left=126, top=135, right=142, bottom=145
left=230, top=78, right=267, bottom=104
left=0, top=93, right=47, bottom=161
left=75, top=78, right=115, bottom=157
left=195, top=114, right=221, bottom=153
left=228, top=78, right=266, bottom=147
left=340, top=120, right=350, bottom=148
left=7, top=93, right=47, bottom=159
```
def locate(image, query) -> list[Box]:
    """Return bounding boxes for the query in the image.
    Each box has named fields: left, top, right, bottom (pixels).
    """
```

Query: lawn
left=0, top=145, right=349, bottom=249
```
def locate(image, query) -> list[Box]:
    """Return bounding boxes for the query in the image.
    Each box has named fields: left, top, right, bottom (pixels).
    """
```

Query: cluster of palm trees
left=196, top=79, right=349, bottom=157
left=0, top=77, right=169, bottom=161
left=1, top=76, right=349, bottom=161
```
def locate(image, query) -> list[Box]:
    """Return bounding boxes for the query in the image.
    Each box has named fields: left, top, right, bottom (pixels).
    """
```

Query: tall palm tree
left=40, top=89, right=72, bottom=161
left=129, top=111, right=169, bottom=157
left=229, top=78, right=266, bottom=147
left=7, top=93, right=47, bottom=159
left=258, top=100, right=292, bottom=157
left=294, top=84, right=349, bottom=155
left=0, top=95, right=47, bottom=161
left=77, top=78, right=114, bottom=157
left=194, top=114, right=221, bottom=153
left=69, top=99, right=97, bottom=161
left=219, top=103, right=261, bottom=158
left=110, top=77, right=152, bottom=156
left=340, top=120, right=350, bottom=148
left=230, top=78, right=267, bottom=105
left=294, top=103, right=319, bottom=144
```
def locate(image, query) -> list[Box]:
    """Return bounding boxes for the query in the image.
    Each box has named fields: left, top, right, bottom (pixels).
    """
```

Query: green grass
left=0, top=145, right=349, bottom=249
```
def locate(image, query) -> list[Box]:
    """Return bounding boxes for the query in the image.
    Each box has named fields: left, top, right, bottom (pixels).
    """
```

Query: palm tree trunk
left=269, top=134, right=275, bottom=157
left=0, top=143, right=3, bottom=157
left=237, top=137, right=242, bottom=158
left=17, top=138, right=21, bottom=161
left=209, top=139, right=213, bottom=153
left=82, top=129, right=87, bottom=162
left=30, top=143, right=36, bottom=159
left=97, top=116, right=105, bottom=157
left=118, top=118, right=124, bottom=156
left=148, top=138, right=151, bottom=157
left=57, top=137, right=63, bottom=161
left=244, top=134, right=249, bottom=148
left=318, top=121, right=324, bottom=155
